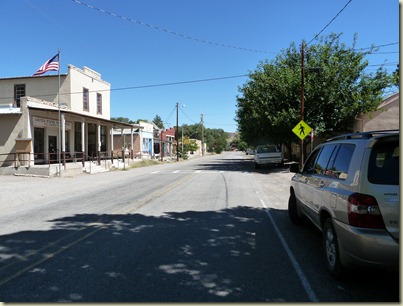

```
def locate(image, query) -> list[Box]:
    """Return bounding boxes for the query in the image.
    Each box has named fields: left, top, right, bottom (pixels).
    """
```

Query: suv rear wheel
left=323, top=218, right=345, bottom=279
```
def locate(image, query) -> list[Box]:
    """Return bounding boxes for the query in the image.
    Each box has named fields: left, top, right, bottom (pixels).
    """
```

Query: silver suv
left=288, top=130, right=399, bottom=278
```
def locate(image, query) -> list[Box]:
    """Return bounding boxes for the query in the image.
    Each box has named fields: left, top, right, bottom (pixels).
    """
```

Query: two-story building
left=0, top=64, right=134, bottom=174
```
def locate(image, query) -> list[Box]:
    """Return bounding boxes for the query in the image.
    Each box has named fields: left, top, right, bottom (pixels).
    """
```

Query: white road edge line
left=260, top=199, right=319, bottom=302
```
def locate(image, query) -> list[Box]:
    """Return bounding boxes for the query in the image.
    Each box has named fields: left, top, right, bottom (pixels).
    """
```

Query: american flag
left=33, top=54, right=59, bottom=76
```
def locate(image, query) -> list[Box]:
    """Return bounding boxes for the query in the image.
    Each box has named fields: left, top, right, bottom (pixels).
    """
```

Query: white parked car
left=254, top=144, right=283, bottom=169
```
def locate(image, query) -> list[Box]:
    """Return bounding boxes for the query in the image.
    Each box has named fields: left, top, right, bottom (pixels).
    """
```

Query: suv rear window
left=368, top=140, right=399, bottom=185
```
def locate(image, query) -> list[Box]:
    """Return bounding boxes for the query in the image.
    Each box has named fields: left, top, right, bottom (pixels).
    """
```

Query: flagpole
left=57, top=48, right=61, bottom=176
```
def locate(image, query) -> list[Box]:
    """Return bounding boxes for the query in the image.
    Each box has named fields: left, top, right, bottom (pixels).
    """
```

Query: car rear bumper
left=334, top=219, right=399, bottom=270
left=255, top=158, right=283, bottom=164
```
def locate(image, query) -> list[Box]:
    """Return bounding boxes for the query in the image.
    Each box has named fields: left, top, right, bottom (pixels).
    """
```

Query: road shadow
left=193, top=157, right=253, bottom=172
left=0, top=206, right=294, bottom=302
left=0, top=206, right=399, bottom=302
left=193, top=155, right=291, bottom=174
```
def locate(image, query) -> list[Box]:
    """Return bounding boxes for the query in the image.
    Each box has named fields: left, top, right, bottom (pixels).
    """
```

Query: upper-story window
left=97, top=93, right=102, bottom=114
left=83, top=88, right=89, bottom=111
left=14, top=84, right=26, bottom=107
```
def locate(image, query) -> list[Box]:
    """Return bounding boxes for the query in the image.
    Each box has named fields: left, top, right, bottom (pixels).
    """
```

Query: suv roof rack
left=325, top=129, right=399, bottom=142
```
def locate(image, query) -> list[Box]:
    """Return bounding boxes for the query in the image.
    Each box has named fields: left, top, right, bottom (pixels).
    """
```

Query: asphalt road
left=0, top=152, right=399, bottom=302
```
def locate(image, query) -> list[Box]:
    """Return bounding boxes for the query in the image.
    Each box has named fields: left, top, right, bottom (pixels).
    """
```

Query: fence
left=0, top=149, right=146, bottom=170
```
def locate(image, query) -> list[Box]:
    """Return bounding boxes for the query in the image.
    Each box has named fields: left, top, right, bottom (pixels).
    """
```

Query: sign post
left=292, top=120, right=312, bottom=165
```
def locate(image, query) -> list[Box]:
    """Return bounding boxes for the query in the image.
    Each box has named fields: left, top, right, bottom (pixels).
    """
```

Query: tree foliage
left=153, top=115, right=165, bottom=129
left=177, top=139, right=199, bottom=160
left=111, top=117, right=135, bottom=124
left=179, top=124, right=228, bottom=154
left=204, top=128, right=227, bottom=154
left=392, top=64, right=399, bottom=87
left=229, top=134, right=247, bottom=151
left=235, top=33, right=394, bottom=149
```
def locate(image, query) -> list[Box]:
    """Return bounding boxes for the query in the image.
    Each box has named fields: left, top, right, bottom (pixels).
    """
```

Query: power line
left=163, top=105, right=176, bottom=127
left=72, top=0, right=395, bottom=59
left=0, top=74, right=248, bottom=101
left=111, top=75, right=248, bottom=92
left=367, top=62, right=398, bottom=67
left=355, top=42, right=399, bottom=51
left=367, top=51, right=399, bottom=55
left=179, top=107, right=199, bottom=124
left=71, top=0, right=272, bottom=54
left=307, top=0, right=353, bottom=46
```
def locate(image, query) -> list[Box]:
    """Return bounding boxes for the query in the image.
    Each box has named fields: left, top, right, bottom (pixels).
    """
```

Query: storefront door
left=34, top=128, right=45, bottom=164
left=48, top=135, right=57, bottom=163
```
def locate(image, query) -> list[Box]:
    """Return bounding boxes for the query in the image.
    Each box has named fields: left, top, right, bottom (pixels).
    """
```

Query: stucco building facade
left=0, top=65, right=133, bottom=174
left=353, top=92, right=399, bottom=132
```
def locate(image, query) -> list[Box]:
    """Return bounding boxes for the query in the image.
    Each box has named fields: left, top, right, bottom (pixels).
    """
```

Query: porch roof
left=25, top=96, right=140, bottom=130
left=0, top=107, right=22, bottom=114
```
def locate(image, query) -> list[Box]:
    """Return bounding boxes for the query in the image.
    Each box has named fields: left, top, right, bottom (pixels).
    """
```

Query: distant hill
left=226, top=132, right=238, bottom=142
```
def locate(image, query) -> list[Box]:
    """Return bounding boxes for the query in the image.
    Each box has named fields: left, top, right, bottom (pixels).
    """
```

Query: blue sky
left=0, top=0, right=399, bottom=132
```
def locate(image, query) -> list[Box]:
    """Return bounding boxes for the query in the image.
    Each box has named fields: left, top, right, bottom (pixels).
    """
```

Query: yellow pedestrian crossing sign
left=292, top=120, right=312, bottom=140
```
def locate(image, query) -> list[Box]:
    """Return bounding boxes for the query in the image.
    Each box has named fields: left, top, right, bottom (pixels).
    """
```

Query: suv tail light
left=348, top=193, right=385, bottom=229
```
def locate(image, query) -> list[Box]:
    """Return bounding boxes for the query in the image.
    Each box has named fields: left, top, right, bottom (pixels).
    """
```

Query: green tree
left=236, top=33, right=394, bottom=158
left=180, top=124, right=202, bottom=140
left=135, top=119, right=149, bottom=124
left=153, top=115, right=165, bottom=129
left=111, top=117, right=135, bottom=124
left=204, top=128, right=227, bottom=154
left=230, top=134, right=247, bottom=151
left=177, top=123, right=228, bottom=154
left=392, top=64, right=399, bottom=87
left=178, top=138, right=199, bottom=160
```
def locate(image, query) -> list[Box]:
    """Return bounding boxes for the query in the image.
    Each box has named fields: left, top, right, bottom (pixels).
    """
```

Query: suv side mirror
left=289, top=163, right=300, bottom=173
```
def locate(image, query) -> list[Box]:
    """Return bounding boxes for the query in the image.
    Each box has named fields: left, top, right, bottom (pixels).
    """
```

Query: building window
left=14, top=84, right=26, bottom=107
left=97, top=93, right=102, bottom=114
left=83, top=88, right=89, bottom=111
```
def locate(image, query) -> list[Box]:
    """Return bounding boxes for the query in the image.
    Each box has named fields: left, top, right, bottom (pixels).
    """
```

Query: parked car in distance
left=246, top=148, right=254, bottom=155
left=288, top=130, right=399, bottom=279
left=254, top=144, right=283, bottom=169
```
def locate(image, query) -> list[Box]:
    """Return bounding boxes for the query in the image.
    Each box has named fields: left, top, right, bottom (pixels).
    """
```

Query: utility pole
left=300, top=42, right=305, bottom=165
left=176, top=102, right=179, bottom=161
left=160, top=130, right=163, bottom=162
left=201, top=114, right=204, bottom=156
